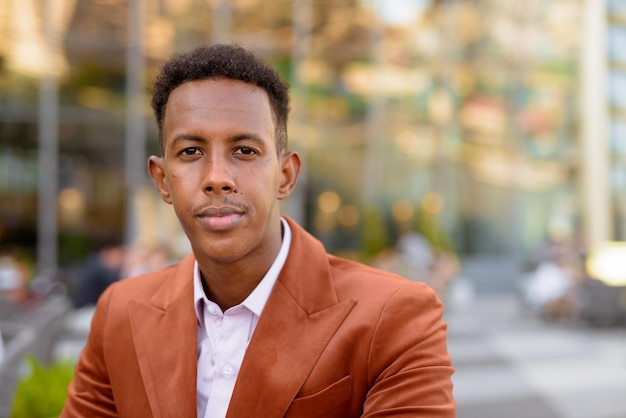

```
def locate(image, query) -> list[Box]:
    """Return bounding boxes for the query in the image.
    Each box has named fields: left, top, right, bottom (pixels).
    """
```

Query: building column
left=125, top=0, right=146, bottom=246
left=37, top=0, right=60, bottom=273
left=580, top=0, right=611, bottom=251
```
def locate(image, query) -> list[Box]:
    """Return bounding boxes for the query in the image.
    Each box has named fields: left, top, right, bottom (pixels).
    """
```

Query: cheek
left=166, top=171, right=197, bottom=200
left=258, top=158, right=282, bottom=187
left=247, top=168, right=281, bottom=200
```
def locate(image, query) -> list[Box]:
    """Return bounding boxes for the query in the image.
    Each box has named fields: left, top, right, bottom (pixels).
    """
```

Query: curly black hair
left=151, top=44, right=290, bottom=154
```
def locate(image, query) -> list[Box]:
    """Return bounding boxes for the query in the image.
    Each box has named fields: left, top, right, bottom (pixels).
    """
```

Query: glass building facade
left=0, top=0, right=620, bottom=290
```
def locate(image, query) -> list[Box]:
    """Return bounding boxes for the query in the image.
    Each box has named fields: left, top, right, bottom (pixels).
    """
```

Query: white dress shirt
left=194, top=218, right=292, bottom=418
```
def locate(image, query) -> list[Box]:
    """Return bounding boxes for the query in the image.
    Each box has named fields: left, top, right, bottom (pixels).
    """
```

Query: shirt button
left=208, top=305, right=217, bottom=315
left=222, top=364, right=233, bottom=376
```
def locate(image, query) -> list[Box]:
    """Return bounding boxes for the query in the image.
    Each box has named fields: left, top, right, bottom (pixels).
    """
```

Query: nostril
left=205, top=184, right=236, bottom=193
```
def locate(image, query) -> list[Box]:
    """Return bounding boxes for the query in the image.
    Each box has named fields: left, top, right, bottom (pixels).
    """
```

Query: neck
left=198, top=220, right=284, bottom=311
left=200, top=265, right=262, bottom=311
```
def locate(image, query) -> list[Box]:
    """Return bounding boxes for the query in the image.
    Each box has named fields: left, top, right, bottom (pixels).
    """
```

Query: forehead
left=162, top=78, right=275, bottom=138
left=167, top=78, right=272, bottom=116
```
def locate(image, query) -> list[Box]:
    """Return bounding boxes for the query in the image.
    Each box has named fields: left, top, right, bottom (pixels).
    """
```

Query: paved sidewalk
left=446, top=293, right=626, bottom=418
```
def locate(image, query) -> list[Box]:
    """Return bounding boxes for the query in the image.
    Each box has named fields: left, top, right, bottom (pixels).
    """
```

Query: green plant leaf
left=10, top=355, right=75, bottom=418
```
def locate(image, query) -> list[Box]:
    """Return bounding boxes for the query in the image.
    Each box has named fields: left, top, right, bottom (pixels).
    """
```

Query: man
left=71, top=239, right=125, bottom=308
left=61, top=44, right=455, bottom=417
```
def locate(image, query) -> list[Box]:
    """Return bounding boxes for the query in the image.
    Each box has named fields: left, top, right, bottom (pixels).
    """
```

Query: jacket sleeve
left=362, top=282, right=456, bottom=417
left=60, top=284, right=118, bottom=418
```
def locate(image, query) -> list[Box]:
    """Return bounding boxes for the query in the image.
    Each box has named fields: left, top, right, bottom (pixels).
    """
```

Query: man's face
left=148, top=78, right=299, bottom=265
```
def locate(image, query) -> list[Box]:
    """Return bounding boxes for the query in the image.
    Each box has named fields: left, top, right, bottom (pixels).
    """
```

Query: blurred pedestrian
left=70, top=239, right=125, bottom=309
left=372, top=230, right=459, bottom=301
left=0, top=249, right=31, bottom=304
left=122, top=243, right=174, bottom=278
left=523, top=258, right=577, bottom=319
left=61, top=44, right=455, bottom=417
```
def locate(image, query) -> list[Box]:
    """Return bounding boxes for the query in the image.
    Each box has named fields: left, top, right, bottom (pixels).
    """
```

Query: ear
left=277, top=151, right=301, bottom=200
left=147, top=156, right=173, bottom=204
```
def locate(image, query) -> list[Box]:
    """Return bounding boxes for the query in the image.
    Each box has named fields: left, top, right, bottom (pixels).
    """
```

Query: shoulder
left=87, top=261, right=189, bottom=340
left=102, top=262, right=180, bottom=304
left=328, top=254, right=440, bottom=307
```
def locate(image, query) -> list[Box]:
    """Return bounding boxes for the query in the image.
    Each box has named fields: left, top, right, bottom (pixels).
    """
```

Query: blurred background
left=0, top=0, right=625, bottom=417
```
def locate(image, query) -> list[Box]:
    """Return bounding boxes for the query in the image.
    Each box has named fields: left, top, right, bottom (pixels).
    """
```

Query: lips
left=195, top=206, right=244, bottom=231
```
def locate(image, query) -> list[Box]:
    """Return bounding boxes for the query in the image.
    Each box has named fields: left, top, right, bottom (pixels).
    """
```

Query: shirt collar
left=193, top=217, right=292, bottom=323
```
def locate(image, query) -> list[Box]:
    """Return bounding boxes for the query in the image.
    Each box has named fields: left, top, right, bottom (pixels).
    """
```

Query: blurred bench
left=578, top=279, right=626, bottom=326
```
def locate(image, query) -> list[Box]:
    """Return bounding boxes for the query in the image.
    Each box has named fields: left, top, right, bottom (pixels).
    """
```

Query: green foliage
left=63, top=58, right=126, bottom=92
left=10, top=356, right=74, bottom=418
left=343, top=92, right=368, bottom=119
left=58, top=233, right=93, bottom=267
left=415, top=208, right=455, bottom=254
left=361, top=205, right=390, bottom=258
left=269, top=56, right=292, bottom=83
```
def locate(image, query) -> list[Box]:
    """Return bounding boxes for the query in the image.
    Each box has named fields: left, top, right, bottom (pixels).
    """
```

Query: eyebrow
left=169, top=134, right=204, bottom=148
left=168, top=133, right=268, bottom=150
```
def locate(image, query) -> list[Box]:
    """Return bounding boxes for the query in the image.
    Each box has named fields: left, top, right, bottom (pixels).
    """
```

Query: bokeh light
left=391, top=199, right=414, bottom=222
left=337, top=205, right=360, bottom=228
left=318, top=191, right=341, bottom=214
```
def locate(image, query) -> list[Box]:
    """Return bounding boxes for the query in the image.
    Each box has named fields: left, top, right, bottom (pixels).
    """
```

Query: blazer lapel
left=128, top=255, right=198, bottom=418
left=226, top=218, right=356, bottom=417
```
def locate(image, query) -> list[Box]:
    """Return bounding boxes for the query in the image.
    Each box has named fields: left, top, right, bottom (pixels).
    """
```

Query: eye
left=181, top=147, right=201, bottom=156
left=234, top=147, right=257, bottom=156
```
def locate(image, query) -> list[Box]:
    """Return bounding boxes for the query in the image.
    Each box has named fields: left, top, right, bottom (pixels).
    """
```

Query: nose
left=202, top=154, right=237, bottom=194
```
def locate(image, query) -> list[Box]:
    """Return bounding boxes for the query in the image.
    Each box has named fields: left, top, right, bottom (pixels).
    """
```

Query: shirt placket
left=204, top=305, right=250, bottom=418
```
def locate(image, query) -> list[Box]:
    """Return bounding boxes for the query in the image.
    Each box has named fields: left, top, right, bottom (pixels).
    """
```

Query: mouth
left=195, top=206, right=244, bottom=231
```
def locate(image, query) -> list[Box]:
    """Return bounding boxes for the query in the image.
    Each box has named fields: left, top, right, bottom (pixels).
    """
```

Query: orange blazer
left=61, top=217, right=455, bottom=417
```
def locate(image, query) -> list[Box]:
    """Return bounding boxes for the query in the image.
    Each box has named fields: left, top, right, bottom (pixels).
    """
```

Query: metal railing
left=0, top=295, right=71, bottom=417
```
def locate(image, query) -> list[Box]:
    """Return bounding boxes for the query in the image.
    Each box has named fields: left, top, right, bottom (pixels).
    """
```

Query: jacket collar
left=128, top=254, right=198, bottom=418
left=127, top=217, right=355, bottom=418
left=226, top=217, right=356, bottom=417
